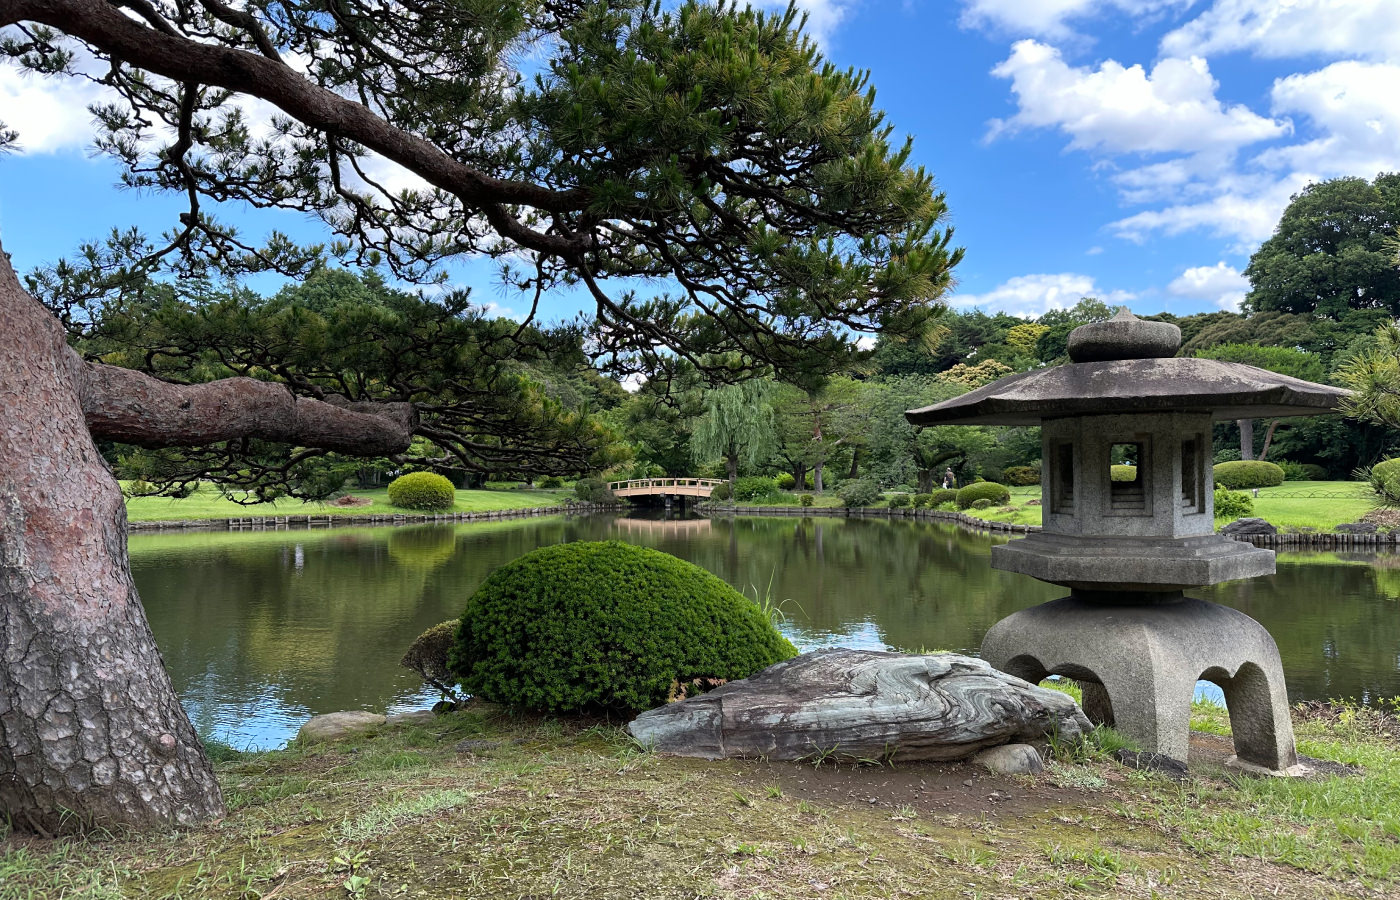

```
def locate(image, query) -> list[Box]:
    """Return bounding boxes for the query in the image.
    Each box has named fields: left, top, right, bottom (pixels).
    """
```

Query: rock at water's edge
left=627, top=649, right=1090, bottom=763
left=1220, top=517, right=1278, bottom=537
left=298, top=710, right=385, bottom=743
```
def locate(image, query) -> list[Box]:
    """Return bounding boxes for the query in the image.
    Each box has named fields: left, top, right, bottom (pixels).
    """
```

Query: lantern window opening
left=1108, top=440, right=1149, bottom=515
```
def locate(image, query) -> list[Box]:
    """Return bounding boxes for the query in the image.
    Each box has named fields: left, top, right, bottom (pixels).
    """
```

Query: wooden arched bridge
left=607, top=478, right=724, bottom=499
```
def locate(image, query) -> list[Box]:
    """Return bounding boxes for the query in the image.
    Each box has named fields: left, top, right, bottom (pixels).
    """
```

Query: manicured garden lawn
left=122, top=483, right=570, bottom=522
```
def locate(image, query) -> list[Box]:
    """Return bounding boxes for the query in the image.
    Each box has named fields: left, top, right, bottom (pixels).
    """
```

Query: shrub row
left=1212, top=460, right=1284, bottom=490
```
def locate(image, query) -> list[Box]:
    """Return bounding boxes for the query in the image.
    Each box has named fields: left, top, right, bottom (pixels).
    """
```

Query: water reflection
left=129, top=513, right=1400, bottom=748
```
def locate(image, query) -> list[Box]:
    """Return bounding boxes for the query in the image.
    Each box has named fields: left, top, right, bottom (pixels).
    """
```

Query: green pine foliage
left=1212, top=461, right=1285, bottom=490
left=574, top=477, right=616, bottom=503
left=386, top=472, right=456, bottom=510
left=448, top=542, right=797, bottom=713
left=955, top=482, right=1010, bottom=509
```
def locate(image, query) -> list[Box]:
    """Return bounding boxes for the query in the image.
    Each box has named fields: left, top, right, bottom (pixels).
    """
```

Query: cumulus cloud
left=1166, top=261, right=1250, bottom=310
left=952, top=272, right=1135, bottom=318
left=987, top=41, right=1288, bottom=155
left=960, top=0, right=1190, bottom=42
left=1258, top=60, right=1400, bottom=179
left=1109, top=170, right=1311, bottom=246
left=0, top=61, right=112, bottom=155
left=1161, top=0, right=1400, bottom=63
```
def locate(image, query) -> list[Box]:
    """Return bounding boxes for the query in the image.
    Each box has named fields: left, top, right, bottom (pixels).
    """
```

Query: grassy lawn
left=123, top=483, right=571, bottom=522
left=4, top=697, right=1397, bottom=899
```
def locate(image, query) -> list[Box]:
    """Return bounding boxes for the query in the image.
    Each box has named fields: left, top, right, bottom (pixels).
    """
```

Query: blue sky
left=2, top=0, right=1398, bottom=323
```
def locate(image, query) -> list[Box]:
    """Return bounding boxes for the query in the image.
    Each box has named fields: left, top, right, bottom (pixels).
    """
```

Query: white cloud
left=960, top=0, right=1190, bottom=41
left=1258, top=60, right=1400, bottom=178
left=1161, top=0, right=1400, bottom=63
left=1109, top=170, right=1310, bottom=246
left=0, top=63, right=112, bottom=155
left=1167, top=261, right=1249, bottom=310
left=987, top=41, right=1288, bottom=155
left=750, top=0, right=854, bottom=44
left=952, top=272, right=1135, bottom=317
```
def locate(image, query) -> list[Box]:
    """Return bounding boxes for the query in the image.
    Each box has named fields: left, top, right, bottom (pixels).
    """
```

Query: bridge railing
left=607, top=478, right=725, bottom=492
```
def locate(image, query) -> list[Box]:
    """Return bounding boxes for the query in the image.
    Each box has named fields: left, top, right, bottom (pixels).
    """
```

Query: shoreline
left=699, top=503, right=1397, bottom=550
left=125, top=501, right=625, bottom=533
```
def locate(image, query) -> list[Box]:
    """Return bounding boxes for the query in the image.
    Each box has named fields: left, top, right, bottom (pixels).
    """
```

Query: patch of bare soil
left=329, top=494, right=373, bottom=507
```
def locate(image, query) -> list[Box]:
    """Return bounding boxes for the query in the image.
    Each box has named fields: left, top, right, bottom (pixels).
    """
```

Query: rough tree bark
left=0, top=248, right=414, bottom=834
left=1238, top=418, right=1255, bottom=460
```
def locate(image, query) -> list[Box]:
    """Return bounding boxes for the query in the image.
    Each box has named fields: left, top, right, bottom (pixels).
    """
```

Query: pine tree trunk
left=0, top=259, right=225, bottom=834
left=813, top=460, right=824, bottom=494
left=847, top=448, right=861, bottom=480
left=916, top=469, right=935, bottom=494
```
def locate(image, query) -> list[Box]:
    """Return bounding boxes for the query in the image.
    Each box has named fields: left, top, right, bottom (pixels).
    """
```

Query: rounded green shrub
left=775, top=473, right=797, bottom=490
left=449, top=542, right=797, bottom=713
left=1371, top=458, right=1400, bottom=505
left=970, top=498, right=993, bottom=510
left=1301, top=463, right=1328, bottom=481
left=401, top=620, right=461, bottom=700
left=1212, top=460, right=1285, bottom=490
left=734, top=476, right=781, bottom=502
left=1214, top=487, right=1254, bottom=520
left=710, top=482, right=732, bottom=501
left=799, top=493, right=815, bottom=508
left=956, top=482, right=1010, bottom=509
left=838, top=478, right=882, bottom=508
left=574, top=476, right=616, bottom=503
left=1002, top=465, right=1041, bottom=486
left=929, top=488, right=959, bottom=508
left=387, top=471, right=456, bottom=511
left=887, top=493, right=911, bottom=508
left=538, top=475, right=564, bottom=489
left=1110, top=465, right=1138, bottom=482
left=912, top=493, right=934, bottom=509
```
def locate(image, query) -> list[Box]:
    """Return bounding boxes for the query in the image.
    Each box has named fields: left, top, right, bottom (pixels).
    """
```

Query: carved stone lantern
left=906, top=309, right=1347, bottom=772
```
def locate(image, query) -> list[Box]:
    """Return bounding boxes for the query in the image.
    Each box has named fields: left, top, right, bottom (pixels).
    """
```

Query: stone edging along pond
left=699, top=504, right=1398, bottom=550
left=125, top=501, right=626, bottom=532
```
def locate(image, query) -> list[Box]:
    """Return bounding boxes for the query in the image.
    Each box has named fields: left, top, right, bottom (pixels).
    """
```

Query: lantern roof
left=906, top=309, right=1349, bottom=427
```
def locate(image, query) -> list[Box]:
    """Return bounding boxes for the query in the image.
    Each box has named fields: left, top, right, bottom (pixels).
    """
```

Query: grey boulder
left=298, top=710, right=385, bottom=743
left=972, top=743, right=1044, bottom=775
left=627, top=649, right=1089, bottom=763
left=1220, top=517, right=1278, bottom=537
left=1336, top=522, right=1379, bottom=534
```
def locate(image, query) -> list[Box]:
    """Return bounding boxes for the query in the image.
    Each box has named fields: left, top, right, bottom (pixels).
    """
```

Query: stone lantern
left=906, top=309, right=1347, bottom=773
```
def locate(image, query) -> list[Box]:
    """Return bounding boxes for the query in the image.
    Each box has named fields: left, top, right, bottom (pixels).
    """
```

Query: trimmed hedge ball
left=1371, top=458, right=1400, bottom=505
left=1002, top=465, right=1041, bottom=486
left=448, top=541, right=797, bottom=713
left=928, top=489, right=959, bottom=508
left=387, top=471, right=456, bottom=511
left=1212, top=460, right=1284, bottom=490
left=956, top=481, right=1010, bottom=509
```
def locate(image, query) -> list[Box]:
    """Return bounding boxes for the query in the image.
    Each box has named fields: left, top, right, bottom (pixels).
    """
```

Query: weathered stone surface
left=1221, top=517, right=1278, bottom=537
left=298, top=711, right=385, bottom=743
left=1336, top=522, right=1379, bottom=534
left=627, top=649, right=1090, bottom=762
left=972, top=743, right=1044, bottom=775
left=1067, top=308, right=1181, bottom=363
left=984, top=594, right=1297, bottom=770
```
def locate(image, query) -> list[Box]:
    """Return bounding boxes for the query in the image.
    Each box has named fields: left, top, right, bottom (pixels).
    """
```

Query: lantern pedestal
left=981, top=592, right=1297, bottom=772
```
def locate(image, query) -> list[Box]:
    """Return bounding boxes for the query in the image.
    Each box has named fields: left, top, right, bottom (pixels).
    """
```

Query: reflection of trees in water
left=132, top=516, right=1400, bottom=742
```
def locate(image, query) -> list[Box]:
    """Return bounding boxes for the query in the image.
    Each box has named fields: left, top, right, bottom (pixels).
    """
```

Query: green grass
left=122, top=483, right=571, bottom=522
left=4, top=700, right=1397, bottom=899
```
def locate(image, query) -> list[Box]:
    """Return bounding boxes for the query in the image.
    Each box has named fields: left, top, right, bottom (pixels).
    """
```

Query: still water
left=129, top=513, right=1400, bottom=749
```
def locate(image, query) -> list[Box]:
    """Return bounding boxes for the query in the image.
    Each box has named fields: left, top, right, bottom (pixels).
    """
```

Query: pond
left=129, top=512, right=1400, bottom=749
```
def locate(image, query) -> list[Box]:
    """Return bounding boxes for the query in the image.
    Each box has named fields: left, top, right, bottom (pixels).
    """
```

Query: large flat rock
left=627, top=649, right=1090, bottom=762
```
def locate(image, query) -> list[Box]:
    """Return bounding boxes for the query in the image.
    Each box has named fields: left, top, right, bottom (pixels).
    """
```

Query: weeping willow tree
left=692, top=380, right=778, bottom=490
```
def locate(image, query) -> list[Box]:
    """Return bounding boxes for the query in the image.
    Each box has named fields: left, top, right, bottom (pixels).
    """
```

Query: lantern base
left=982, top=593, right=1296, bottom=771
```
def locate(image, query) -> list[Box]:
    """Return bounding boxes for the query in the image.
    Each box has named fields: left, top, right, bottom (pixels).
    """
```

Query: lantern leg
left=981, top=593, right=1298, bottom=772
